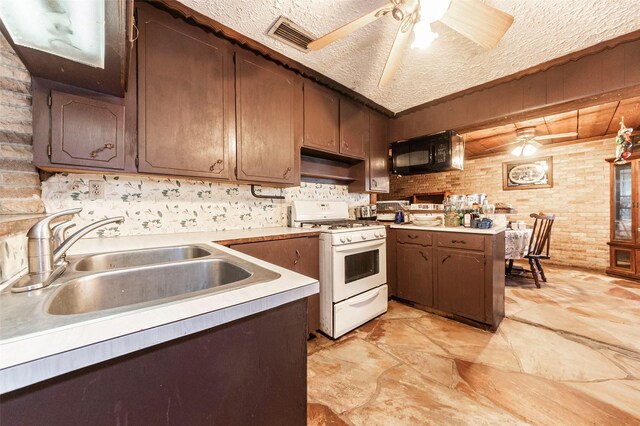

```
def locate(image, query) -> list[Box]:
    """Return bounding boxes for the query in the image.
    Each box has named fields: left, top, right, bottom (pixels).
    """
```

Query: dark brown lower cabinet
left=228, top=236, right=320, bottom=333
left=0, top=300, right=307, bottom=426
left=396, top=244, right=433, bottom=307
left=393, top=229, right=505, bottom=329
left=435, top=248, right=485, bottom=323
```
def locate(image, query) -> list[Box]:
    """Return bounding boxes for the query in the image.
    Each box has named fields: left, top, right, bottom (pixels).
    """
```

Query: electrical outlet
left=88, top=180, right=105, bottom=201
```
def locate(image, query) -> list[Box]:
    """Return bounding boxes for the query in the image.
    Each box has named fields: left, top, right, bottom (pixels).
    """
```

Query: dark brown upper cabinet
left=136, top=4, right=235, bottom=180
left=235, top=49, right=302, bottom=186
left=369, top=111, right=390, bottom=192
left=339, top=97, right=368, bottom=159
left=303, top=81, right=340, bottom=153
left=0, top=0, right=134, bottom=97
left=49, top=91, right=125, bottom=170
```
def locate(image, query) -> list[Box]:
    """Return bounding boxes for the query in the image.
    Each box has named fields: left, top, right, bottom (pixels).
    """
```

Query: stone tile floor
left=307, top=265, right=640, bottom=425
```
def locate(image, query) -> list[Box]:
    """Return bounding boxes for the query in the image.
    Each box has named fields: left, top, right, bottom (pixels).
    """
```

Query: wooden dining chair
left=525, top=212, right=555, bottom=288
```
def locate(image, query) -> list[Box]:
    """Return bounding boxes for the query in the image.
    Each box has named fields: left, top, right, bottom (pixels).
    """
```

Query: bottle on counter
left=445, top=207, right=460, bottom=227
left=463, top=212, right=471, bottom=227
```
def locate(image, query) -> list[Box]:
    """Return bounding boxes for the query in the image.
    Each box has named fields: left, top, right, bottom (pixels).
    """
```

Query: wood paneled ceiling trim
left=463, top=95, right=640, bottom=158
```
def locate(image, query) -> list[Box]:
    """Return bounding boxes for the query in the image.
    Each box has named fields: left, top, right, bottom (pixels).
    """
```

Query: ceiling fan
left=307, top=0, right=514, bottom=88
left=488, top=127, right=578, bottom=156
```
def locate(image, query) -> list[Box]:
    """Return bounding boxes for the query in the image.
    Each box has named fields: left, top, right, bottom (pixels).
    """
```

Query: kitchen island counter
left=391, top=223, right=507, bottom=234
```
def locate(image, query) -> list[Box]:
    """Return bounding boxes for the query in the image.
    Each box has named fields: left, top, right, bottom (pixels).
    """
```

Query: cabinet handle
left=372, top=179, right=378, bottom=187
left=441, top=255, right=451, bottom=264
left=283, top=167, right=292, bottom=179
left=451, top=240, right=466, bottom=244
left=89, top=143, right=114, bottom=158
left=344, top=142, right=350, bottom=149
left=407, top=234, right=419, bottom=239
left=419, top=251, right=429, bottom=261
left=294, top=249, right=301, bottom=265
left=209, top=159, right=223, bottom=172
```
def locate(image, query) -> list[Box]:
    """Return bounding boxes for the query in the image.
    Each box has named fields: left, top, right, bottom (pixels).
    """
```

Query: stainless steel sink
left=73, top=245, right=212, bottom=271
left=47, top=259, right=255, bottom=315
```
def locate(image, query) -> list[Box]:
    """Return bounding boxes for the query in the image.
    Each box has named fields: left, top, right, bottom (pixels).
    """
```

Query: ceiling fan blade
left=486, top=140, right=520, bottom=151
left=532, top=132, right=578, bottom=141
left=439, top=0, right=513, bottom=49
left=378, top=16, right=414, bottom=88
left=307, top=4, right=392, bottom=51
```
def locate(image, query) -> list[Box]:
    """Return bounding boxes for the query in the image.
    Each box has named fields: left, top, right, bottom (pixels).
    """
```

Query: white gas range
left=289, top=201, right=388, bottom=338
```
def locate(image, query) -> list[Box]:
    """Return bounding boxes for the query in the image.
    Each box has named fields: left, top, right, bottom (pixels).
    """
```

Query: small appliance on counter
left=354, top=204, right=377, bottom=220
left=376, top=200, right=410, bottom=221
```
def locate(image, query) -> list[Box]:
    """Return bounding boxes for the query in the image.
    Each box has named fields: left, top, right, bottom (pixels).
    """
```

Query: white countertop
left=0, top=227, right=319, bottom=393
left=391, top=223, right=507, bottom=235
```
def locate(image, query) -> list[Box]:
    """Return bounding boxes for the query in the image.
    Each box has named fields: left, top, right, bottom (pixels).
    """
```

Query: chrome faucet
left=11, top=208, right=124, bottom=293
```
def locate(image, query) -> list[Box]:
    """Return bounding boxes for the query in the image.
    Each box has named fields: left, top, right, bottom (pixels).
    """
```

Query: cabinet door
left=137, top=4, right=235, bottom=179
left=339, top=97, right=368, bottom=159
left=303, top=82, right=339, bottom=153
left=50, top=91, right=125, bottom=170
left=236, top=50, right=302, bottom=185
left=230, top=237, right=320, bottom=332
left=369, top=111, right=389, bottom=192
left=611, top=162, right=634, bottom=242
left=436, top=248, right=485, bottom=322
left=396, top=244, right=433, bottom=307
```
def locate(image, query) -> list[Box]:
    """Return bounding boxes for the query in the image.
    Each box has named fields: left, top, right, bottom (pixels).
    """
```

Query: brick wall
left=383, top=139, right=613, bottom=271
left=0, top=33, right=44, bottom=215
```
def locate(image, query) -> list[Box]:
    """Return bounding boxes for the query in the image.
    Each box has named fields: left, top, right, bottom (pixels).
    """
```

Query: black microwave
left=391, top=130, right=464, bottom=175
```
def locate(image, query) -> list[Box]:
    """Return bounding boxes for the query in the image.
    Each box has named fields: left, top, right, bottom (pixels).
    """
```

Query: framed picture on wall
left=502, top=156, right=553, bottom=190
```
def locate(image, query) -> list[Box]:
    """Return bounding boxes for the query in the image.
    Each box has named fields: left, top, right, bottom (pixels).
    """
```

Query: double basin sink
left=44, top=244, right=281, bottom=316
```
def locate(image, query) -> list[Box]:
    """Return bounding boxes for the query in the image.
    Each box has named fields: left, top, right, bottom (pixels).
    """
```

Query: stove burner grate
left=299, top=219, right=377, bottom=230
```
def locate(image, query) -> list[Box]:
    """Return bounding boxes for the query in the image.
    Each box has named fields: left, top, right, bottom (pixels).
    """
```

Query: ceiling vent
left=267, top=16, right=315, bottom=52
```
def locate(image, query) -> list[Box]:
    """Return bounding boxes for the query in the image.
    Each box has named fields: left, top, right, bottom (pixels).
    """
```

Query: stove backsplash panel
left=41, top=173, right=371, bottom=238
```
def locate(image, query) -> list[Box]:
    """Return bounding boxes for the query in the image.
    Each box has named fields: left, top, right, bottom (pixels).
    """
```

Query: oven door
left=331, top=238, right=386, bottom=302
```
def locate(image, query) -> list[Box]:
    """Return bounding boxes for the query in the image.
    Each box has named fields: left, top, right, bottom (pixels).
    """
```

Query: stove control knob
left=361, top=234, right=367, bottom=240
left=340, top=236, right=346, bottom=243
left=346, top=236, right=352, bottom=242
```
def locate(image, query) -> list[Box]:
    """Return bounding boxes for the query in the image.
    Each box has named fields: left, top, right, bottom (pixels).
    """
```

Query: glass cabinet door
left=613, top=163, right=633, bottom=241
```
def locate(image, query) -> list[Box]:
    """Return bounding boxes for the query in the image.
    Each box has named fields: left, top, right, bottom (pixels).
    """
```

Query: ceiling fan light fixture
left=391, top=6, right=405, bottom=21
left=522, top=143, right=538, bottom=156
left=511, top=143, right=537, bottom=157
left=421, top=0, right=452, bottom=23
left=411, top=20, right=438, bottom=49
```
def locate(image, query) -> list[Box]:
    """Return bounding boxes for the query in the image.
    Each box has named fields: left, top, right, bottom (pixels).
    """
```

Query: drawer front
left=332, top=285, right=388, bottom=338
left=437, top=233, right=485, bottom=251
left=397, top=230, right=432, bottom=246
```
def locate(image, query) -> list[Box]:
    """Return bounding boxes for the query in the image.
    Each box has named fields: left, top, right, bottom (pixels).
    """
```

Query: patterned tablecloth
left=505, top=229, right=533, bottom=260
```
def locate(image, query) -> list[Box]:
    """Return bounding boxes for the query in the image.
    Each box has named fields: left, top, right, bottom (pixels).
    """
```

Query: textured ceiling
left=178, top=0, right=640, bottom=113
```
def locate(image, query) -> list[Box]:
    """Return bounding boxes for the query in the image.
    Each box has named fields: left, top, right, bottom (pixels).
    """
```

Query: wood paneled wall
left=390, top=38, right=640, bottom=142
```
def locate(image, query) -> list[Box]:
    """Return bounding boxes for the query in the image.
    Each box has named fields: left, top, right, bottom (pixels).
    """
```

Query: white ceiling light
left=411, top=0, right=450, bottom=49
left=511, top=143, right=538, bottom=156
left=0, top=0, right=105, bottom=68
left=421, top=0, right=452, bottom=23
left=411, top=20, right=438, bottom=49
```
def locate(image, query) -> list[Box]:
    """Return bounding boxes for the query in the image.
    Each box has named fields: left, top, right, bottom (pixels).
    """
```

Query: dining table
left=505, top=228, right=533, bottom=260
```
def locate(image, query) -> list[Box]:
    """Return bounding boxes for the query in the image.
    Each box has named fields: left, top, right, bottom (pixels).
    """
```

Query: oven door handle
left=348, top=288, right=381, bottom=307
left=333, top=239, right=385, bottom=253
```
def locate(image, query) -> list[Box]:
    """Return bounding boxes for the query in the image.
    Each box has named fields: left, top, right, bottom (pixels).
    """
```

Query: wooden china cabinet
left=607, top=153, right=640, bottom=280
